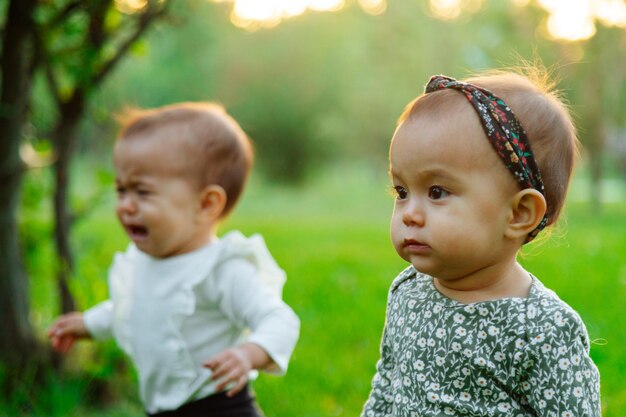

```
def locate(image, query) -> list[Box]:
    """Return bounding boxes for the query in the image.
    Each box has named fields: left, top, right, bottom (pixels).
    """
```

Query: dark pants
left=147, top=385, right=263, bottom=417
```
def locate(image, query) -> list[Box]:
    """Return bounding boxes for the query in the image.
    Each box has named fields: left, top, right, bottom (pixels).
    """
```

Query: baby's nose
left=117, top=194, right=137, bottom=213
left=402, top=201, right=425, bottom=227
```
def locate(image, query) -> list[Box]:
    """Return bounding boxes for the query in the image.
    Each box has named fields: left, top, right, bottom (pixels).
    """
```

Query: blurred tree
left=0, top=0, right=40, bottom=382
left=0, top=0, right=167, bottom=390
left=567, top=26, right=626, bottom=213
left=236, top=88, right=321, bottom=183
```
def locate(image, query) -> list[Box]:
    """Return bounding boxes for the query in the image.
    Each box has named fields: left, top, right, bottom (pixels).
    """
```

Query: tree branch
left=48, top=1, right=83, bottom=29
left=30, top=26, right=63, bottom=106
left=92, top=1, right=168, bottom=88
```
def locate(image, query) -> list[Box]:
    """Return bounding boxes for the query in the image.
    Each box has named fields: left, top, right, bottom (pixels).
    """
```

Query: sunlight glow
left=358, top=0, right=387, bottom=15
left=212, top=0, right=388, bottom=29
left=308, top=0, right=344, bottom=12
left=426, top=0, right=626, bottom=41
left=428, top=0, right=484, bottom=20
left=115, top=0, right=148, bottom=14
left=536, top=0, right=626, bottom=41
left=212, top=0, right=626, bottom=38
left=595, top=0, right=626, bottom=27
left=430, top=0, right=463, bottom=20
left=20, top=143, right=55, bottom=168
left=115, top=0, right=165, bottom=14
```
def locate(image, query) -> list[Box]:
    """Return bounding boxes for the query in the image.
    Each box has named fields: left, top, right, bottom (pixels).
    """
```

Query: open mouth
left=125, top=224, right=149, bottom=241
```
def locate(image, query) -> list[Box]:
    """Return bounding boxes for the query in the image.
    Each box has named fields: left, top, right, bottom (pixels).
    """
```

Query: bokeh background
left=1, top=0, right=625, bottom=415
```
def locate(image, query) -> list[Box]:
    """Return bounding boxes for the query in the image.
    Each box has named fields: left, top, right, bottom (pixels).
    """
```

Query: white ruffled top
left=83, top=231, right=300, bottom=413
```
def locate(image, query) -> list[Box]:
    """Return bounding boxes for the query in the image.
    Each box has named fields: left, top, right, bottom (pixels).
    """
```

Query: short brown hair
left=398, top=70, right=579, bottom=225
left=117, top=102, right=253, bottom=217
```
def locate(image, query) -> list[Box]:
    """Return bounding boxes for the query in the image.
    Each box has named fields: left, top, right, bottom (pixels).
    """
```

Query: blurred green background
left=3, top=0, right=626, bottom=415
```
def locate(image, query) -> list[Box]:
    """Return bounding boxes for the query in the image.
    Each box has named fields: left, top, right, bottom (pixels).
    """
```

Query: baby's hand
left=47, top=312, right=90, bottom=354
left=203, top=347, right=252, bottom=397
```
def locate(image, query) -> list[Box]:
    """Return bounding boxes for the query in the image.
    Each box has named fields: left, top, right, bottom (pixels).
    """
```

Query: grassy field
left=8, top=164, right=626, bottom=416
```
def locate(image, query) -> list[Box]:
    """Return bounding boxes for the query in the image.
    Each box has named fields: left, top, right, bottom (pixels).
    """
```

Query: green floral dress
left=362, top=267, right=601, bottom=417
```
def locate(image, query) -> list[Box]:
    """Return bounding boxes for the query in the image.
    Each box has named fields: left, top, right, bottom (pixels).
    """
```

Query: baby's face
left=113, top=137, right=211, bottom=258
left=389, top=113, right=519, bottom=282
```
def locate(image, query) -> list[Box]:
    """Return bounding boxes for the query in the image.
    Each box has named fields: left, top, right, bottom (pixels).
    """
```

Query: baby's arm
left=47, top=312, right=90, bottom=354
left=519, top=316, right=601, bottom=416
left=361, top=315, right=395, bottom=416
left=47, top=300, right=114, bottom=353
left=204, top=343, right=271, bottom=397
left=203, top=258, right=300, bottom=396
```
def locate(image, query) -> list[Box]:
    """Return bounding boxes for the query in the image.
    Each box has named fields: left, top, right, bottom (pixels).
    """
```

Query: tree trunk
left=0, top=0, right=40, bottom=377
left=52, top=95, right=85, bottom=314
left=585, top=95, right=604, bottom=216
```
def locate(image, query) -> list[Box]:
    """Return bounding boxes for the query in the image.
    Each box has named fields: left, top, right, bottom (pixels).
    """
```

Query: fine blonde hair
left=116, top=102, right=253, bottom=217
left=398, top=69, right=579, bottom=226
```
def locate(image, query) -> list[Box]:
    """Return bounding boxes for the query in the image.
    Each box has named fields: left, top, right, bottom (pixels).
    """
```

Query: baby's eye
left=428, top=186, right=449, bottom=200
left=115, top=185, right=126, bottom=195
left=393, top=186, right=408, bottom=200
left=136, top=189, right=151, bottom=196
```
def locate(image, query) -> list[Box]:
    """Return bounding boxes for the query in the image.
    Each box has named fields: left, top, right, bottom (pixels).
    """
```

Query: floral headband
left=424, top=75, right=548, bottom=243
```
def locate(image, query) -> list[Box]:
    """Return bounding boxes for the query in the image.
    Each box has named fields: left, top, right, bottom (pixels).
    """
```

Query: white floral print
left=361, top=267, right=601, bottom=417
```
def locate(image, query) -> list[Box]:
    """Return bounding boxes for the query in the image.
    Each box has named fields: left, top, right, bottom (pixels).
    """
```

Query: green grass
left=11, top=164, right=626, bottom=416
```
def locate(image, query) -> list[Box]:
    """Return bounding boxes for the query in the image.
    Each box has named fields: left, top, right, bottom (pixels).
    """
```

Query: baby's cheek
left=390, top=231, right=403, bottom=255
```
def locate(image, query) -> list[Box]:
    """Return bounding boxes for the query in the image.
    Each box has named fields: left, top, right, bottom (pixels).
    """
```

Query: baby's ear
left=198, top=185, right=227, bottom=222
left=505, top=189, right=547, bottom=241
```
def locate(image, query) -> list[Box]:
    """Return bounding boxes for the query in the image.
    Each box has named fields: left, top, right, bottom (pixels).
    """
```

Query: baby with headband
left=361, top=72, right=600, bottom=416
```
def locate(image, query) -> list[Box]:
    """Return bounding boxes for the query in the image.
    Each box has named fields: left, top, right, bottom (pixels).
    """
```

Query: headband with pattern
left=424, top=75, right=548, bottom=243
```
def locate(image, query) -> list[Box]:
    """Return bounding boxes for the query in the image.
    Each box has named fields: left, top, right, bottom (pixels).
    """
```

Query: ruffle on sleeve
left=217, top=231, right=287, bottom=298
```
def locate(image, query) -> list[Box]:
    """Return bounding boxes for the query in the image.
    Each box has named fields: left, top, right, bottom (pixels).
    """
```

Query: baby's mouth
left=403, top=238, right=430, bottom=252
left=126, top=224, right=148, bottom=241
